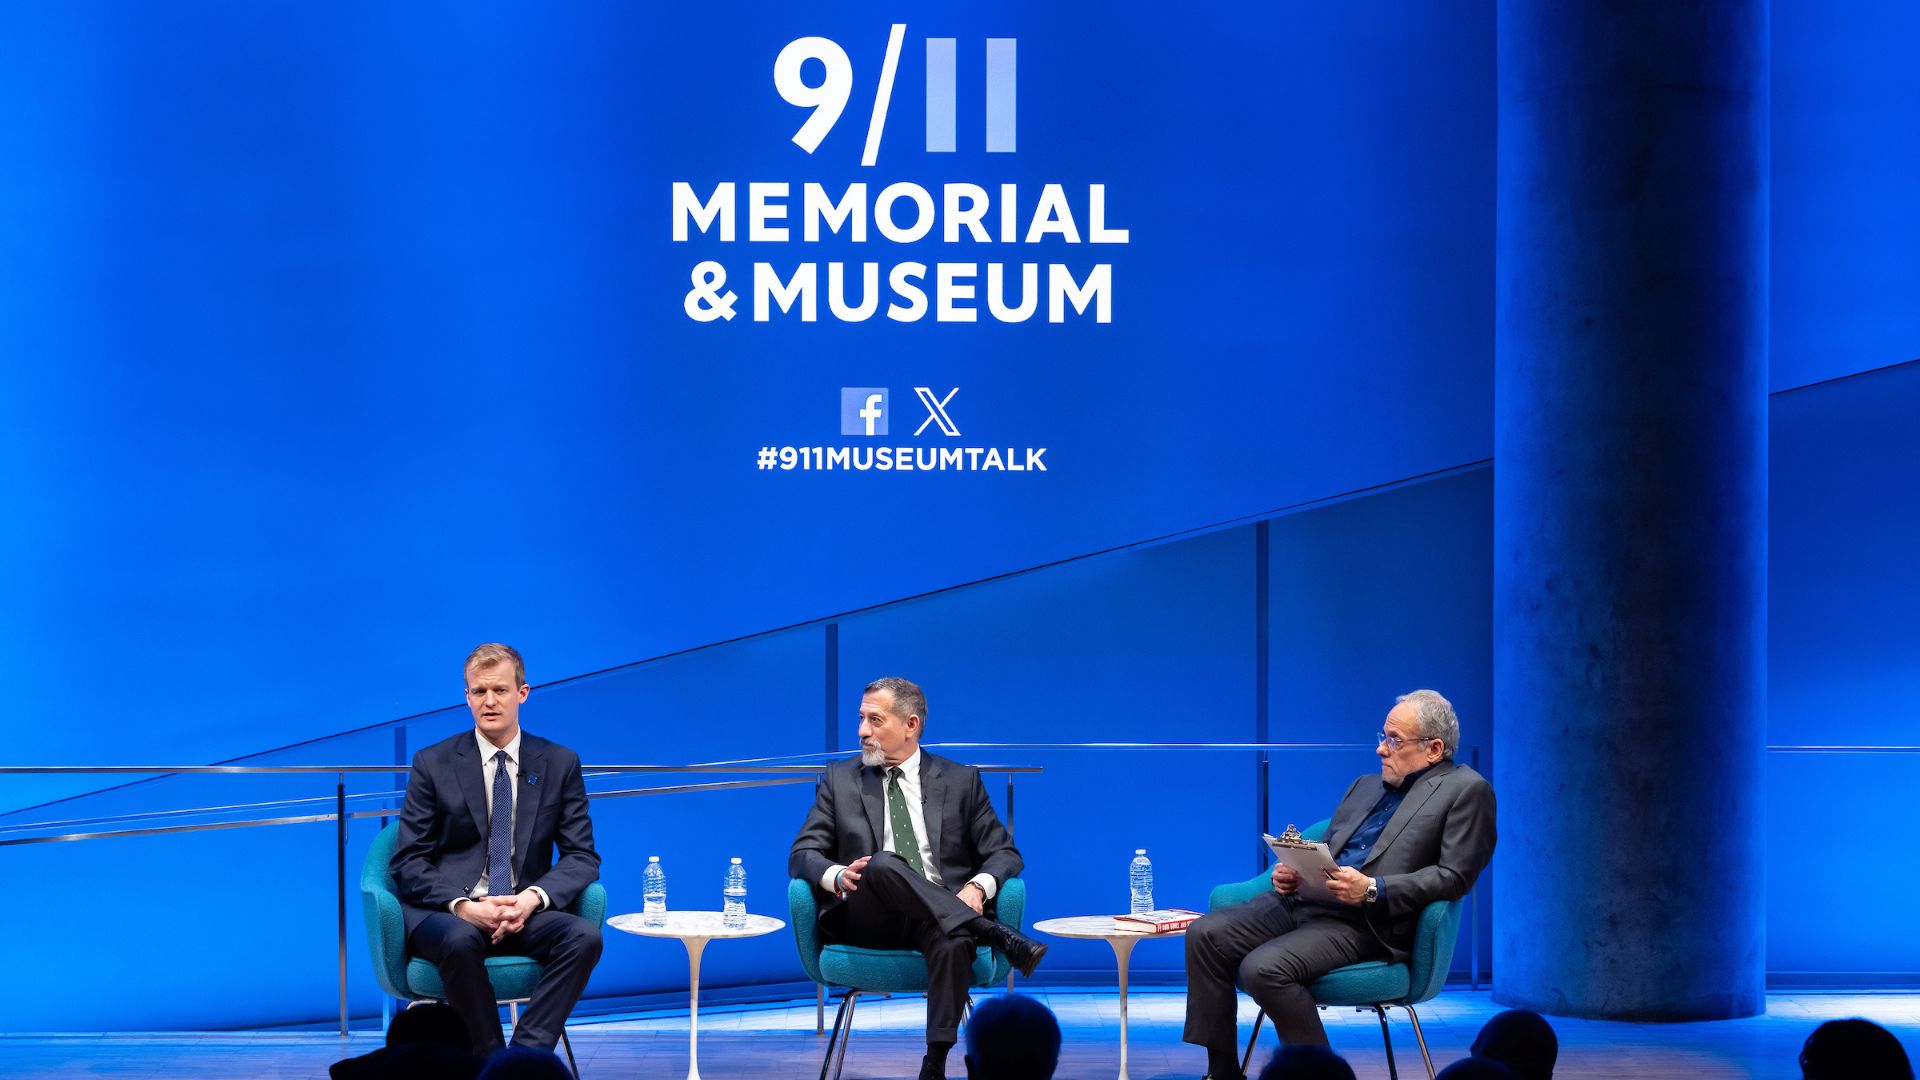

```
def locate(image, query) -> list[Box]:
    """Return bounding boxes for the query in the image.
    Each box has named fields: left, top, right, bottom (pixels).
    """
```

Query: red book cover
left=1114, top=908, right=1202, bottom=933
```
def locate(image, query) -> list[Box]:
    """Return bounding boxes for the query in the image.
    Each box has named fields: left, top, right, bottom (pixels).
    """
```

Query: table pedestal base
left=683, top=936, right=709, bottom=1080
left=1109, top=935, right=1138, bottom=1080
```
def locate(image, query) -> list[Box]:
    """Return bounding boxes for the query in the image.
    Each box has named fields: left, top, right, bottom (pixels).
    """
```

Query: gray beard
left=860, top=746, right=887, bottom=768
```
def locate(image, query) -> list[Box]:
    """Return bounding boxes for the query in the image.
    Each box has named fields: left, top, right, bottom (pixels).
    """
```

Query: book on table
left=1114, top=908, right=1202, bottom=933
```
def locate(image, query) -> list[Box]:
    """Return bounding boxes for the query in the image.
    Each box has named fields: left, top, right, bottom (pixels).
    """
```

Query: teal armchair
left=360, top=820, right=607, bottom=1074
left=1208, top=818, right=1464, bottom=1080
left=789, top=875, right=1027, bottom=1080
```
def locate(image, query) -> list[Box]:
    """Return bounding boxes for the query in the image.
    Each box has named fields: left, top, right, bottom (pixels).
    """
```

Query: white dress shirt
left=822, top=749, right=998, bottom=901
left=450, top=729, right=550, bottom=913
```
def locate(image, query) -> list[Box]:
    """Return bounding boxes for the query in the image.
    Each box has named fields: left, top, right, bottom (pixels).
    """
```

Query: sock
left=1207, top=1046, right=1244, bottom=1080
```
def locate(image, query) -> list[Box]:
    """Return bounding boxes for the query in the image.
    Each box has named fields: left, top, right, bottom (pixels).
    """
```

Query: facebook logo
left=840, top=387, right=888, bottom=436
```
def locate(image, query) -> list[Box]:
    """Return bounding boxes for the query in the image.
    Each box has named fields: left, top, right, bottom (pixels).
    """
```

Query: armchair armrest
left=994, top=877, right=1027, bottom=932
left=1404, top=897, right=1463, bottom=1005
left=1209, top=817, right=1333, bottom=913
left=788, top=877, right=826, bottom=986
left=359, top=881, right=411, bottom=1000
left=1209, top=871, right=1272, bottom=913
left=358, top=823, right=411, bottom=1000
left=572, top=881, right=608, bottom=926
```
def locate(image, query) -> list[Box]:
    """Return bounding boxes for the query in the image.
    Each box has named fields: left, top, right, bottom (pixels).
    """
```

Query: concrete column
left=1492, top=1, right=1768, bottom=1020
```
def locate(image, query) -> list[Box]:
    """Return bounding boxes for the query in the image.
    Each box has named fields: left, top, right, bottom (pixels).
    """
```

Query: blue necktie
left=488, top=750, right=513, bottom=897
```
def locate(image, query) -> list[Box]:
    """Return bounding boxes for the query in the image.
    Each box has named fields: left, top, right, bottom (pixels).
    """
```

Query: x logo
left=913, top=387, right=961, bottom=437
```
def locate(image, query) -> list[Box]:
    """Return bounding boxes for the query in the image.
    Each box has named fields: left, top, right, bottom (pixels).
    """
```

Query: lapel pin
left=526, top=774, right=539, bottom=786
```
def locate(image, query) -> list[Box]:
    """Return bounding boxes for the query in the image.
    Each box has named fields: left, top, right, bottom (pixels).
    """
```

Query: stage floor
left=3, top=989, right=1915, bottom=1079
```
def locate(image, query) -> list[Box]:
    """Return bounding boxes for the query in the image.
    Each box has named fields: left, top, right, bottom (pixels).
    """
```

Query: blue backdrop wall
left=2, top=0, right=1918, bottom=1030
left=2, top=0, right=1500, bottom=812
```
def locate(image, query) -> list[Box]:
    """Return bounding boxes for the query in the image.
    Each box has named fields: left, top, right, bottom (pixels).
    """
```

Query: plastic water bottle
left=643, top=856, right=667, bottom=927
left=723, top=857, right=747, bottom=929
left=1129, top=849, right=1154, bottom=914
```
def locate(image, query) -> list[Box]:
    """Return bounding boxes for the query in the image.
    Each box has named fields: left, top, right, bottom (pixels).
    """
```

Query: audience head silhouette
left=328, top=1003, right=482, bottom=1080
left=1470, top=1008, right=1558, bottom=1080
left=1256, top=1043, right=1357, bottom=1080
left=1799, top=1018, right=1914, bottom=1080
left=964, top=993, right=1061, bottom=1080
left=1435, top=1057, right=1518, bottom=1080
left=477, top=1046, right=574, bottom=1080
left=386, top=1002, right=471, bottom=1050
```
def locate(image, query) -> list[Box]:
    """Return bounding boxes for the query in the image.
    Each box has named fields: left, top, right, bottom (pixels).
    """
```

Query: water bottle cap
left=731, top=857, right=742, bottom=864
left=1136, top=849, right=1146, bottom=855
left=648, top=855, right=660, bottom=862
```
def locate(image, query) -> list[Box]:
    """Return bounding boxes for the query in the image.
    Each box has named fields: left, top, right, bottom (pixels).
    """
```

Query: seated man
left=790, top=676, right=1049, bottom=1080
left=1185, top=690, right=1497, bottom=1079
left=391, top=644, right=603, bottom=1057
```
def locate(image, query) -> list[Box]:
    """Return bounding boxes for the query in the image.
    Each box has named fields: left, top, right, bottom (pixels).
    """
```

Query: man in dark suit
left=391, top=643, right=603, bottom=1058
left=790, top=676, right=1049, bottom=1080
left=1184, top=689, right=1497, bottom=1080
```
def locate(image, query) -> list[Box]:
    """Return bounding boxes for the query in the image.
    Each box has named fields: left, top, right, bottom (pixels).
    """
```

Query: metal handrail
left=0, top=776, right=832, bottom=846
left=0, top=758, right=1044, bottom=1037
left=4, top=738, right=1904, bottom=1036
left=1764, top=744, right=1920, bottom=753
left=0, top=763, right=1043, bottom=845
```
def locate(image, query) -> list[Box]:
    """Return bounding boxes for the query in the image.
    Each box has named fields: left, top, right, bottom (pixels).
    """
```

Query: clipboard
left=1262, top=823, right=1340, bottom=903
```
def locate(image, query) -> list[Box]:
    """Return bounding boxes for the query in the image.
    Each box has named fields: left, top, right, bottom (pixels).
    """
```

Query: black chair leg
left=1240, top=1010, right=1266, bottom=1075
left=1405, top=1005, right=1435, bottom=1079
left=818, top=992, right=850, bottom=1080
left=818, top=990, right=862, bottom=1080
left=558, top=1028, right=579, bottom=1077
left=1374, top=1005, right=1400, bottom=1080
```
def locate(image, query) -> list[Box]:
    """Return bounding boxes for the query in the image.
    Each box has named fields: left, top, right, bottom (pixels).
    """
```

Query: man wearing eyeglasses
left=1183, top=690, right=1497, bottom=1079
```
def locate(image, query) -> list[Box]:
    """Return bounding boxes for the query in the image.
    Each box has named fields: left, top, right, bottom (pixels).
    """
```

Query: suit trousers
left=408, top=907, right=604, bottom=1056
left=822, top=851, right=985, bottom=1043
left=1183, top=891, right=1384, bottom=1052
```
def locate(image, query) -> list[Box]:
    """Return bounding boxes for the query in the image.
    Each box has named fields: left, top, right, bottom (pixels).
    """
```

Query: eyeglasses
left=1376, top=731, right=1439, bottom=751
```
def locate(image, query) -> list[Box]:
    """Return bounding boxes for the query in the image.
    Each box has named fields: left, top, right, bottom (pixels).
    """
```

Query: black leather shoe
left=982, top=923, right=1049, bottom=977
left=1205, top=1049, right=1246, bottom=1080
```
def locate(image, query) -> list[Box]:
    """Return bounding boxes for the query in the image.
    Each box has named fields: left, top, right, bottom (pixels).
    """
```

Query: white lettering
left=987, top=263, right=1038, bottom=323
left=749, top=182, right=789, bottom=242
left=804, top=182, right=867, bottom=242
left=673, top=182, right=735, bottom=241
left=1025, top=183, right=1080, bottom=243
left=754, top=263, right=817, bottom=321
left=944, top=184, right=990, bottom=242
left=1089, top=184, right=1129, bottom=244
left=936, top=263, right=977, bottom=322
left=827, top=262, right=879, bottom=322
left=888, top=262, right=928, bottom=322
left=876, top=183, right=936, bottom=243
left=1049, top=263, right=1111, bottom=323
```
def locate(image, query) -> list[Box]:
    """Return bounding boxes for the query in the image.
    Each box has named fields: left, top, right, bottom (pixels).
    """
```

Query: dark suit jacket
left=1322, top=759, right=1496, bottom=963
left=789, top=751, right=1023, bottom=917
left=391, top=729, right=600, bottom=937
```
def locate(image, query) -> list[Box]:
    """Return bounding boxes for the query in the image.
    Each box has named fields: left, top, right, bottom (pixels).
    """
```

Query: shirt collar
left=476, top=728, right=522, bottom=765
left=889, top=748, right=922, bottom=780
left=1387, top=761, right=1439, bottom=793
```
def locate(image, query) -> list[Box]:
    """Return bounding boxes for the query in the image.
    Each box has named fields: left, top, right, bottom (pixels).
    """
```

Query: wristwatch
left=1363, top=877, right=1379, bottom=904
